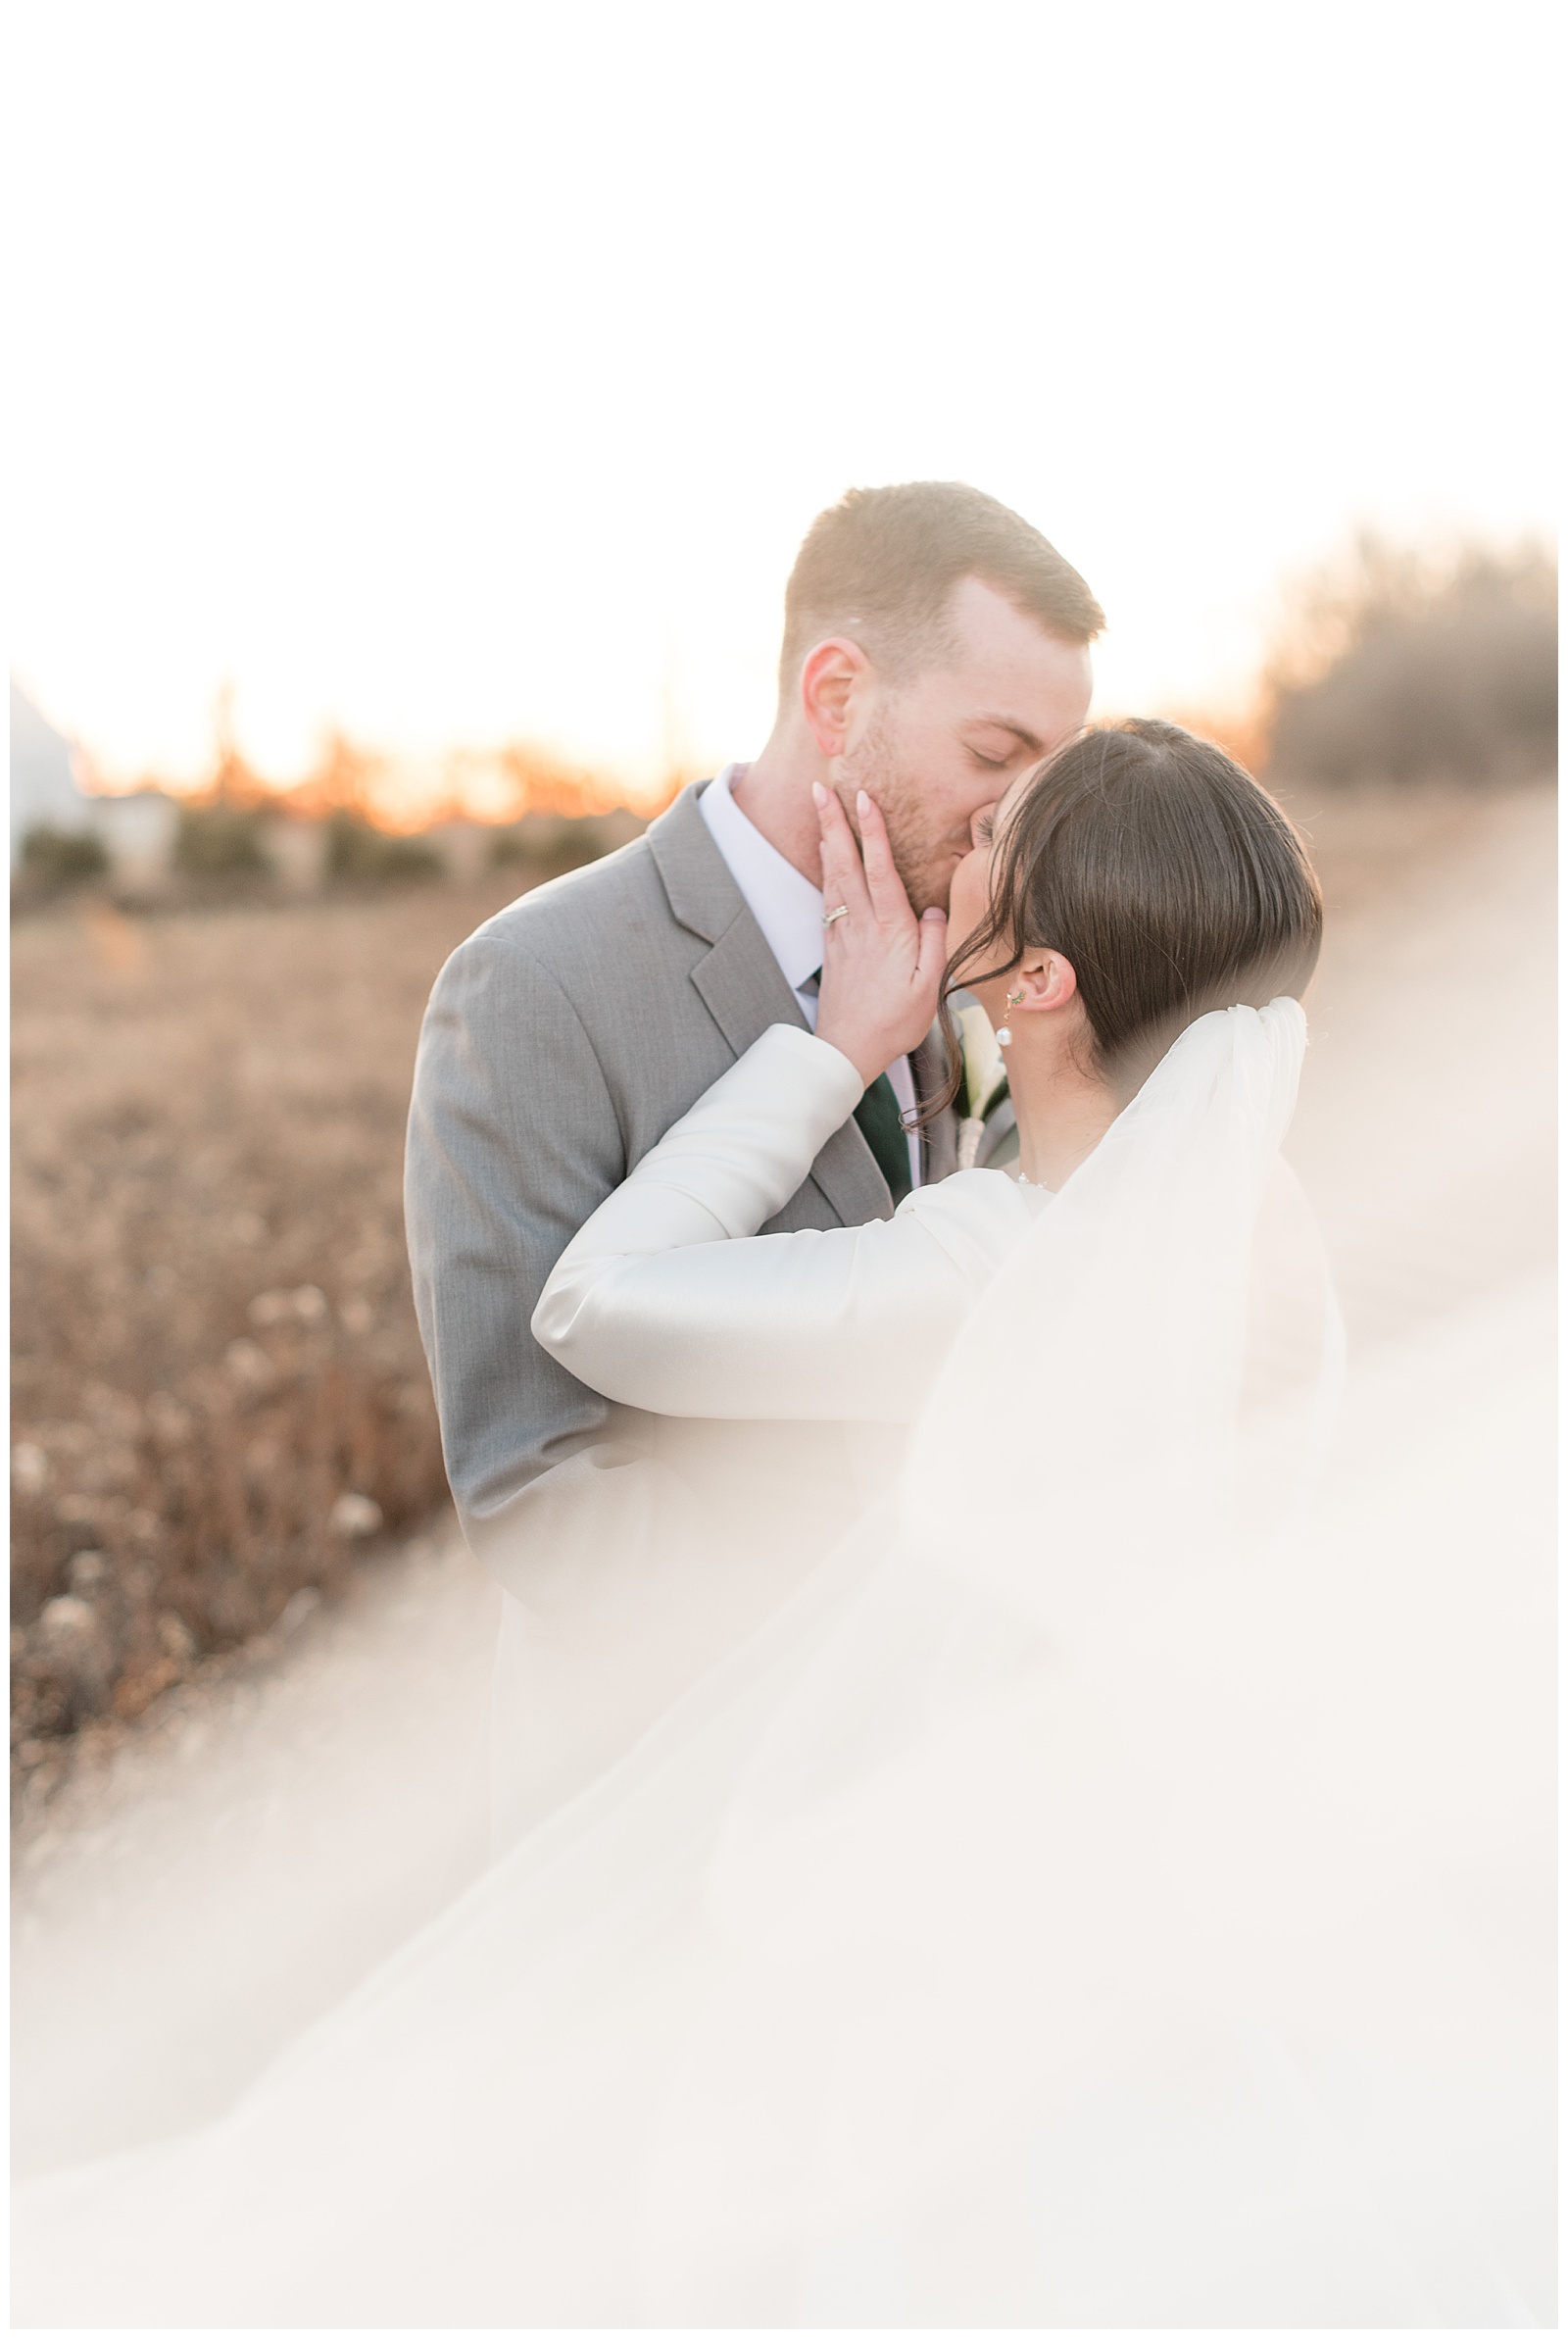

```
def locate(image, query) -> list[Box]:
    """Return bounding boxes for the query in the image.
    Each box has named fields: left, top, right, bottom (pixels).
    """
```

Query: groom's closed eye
left=962, top=717, right=1045, bottom=772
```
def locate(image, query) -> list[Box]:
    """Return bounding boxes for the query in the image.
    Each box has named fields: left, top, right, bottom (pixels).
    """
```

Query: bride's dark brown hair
left=942, top=717, right=1323, bottom=1104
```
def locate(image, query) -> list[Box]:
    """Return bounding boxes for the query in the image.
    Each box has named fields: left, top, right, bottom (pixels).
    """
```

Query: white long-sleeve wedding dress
left=12, top=1004, right=1550, bottom=2327
left=533, top=1022, right=1049, bottom=1421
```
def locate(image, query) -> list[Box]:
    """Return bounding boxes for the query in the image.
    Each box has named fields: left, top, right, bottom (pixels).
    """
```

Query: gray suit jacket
left=405, top=779, right=958, bottom=1592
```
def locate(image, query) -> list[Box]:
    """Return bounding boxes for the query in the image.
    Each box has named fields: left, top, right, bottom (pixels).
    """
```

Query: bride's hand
left=812, top=782, right=948, bottom=1089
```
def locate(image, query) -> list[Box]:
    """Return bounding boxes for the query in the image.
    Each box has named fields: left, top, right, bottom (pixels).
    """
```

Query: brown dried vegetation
left=11, top=878, right=528, bottom=1784
left=1261, top=537, right=1556, bottom=790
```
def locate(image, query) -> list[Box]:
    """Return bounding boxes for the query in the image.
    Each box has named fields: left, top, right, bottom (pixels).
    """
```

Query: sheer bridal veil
left=13, top=1000, right=1547, bottom=2326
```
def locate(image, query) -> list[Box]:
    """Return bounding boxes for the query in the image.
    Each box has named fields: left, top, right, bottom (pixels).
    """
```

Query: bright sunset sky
left=10, top=0, right=1559, bottom=810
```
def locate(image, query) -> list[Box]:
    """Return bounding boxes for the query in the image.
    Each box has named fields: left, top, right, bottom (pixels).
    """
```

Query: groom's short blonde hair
left=779, top=480, right=1104, bottom=696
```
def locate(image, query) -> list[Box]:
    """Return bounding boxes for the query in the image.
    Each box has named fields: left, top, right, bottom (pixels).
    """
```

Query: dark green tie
left=854, top=1071, right=912, bottom=1205
left=804, top=966, right=911, bottom=1204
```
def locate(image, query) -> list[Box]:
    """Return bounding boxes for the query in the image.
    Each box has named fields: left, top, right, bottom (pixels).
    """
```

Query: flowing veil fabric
left=11, top=1003, right=1550, bottom=2326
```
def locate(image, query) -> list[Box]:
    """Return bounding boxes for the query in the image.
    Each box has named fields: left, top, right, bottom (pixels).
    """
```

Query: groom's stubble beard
left=832, top=699, right=955, bottom=916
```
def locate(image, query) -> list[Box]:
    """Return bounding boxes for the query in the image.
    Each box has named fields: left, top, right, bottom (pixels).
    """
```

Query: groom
left=406, top=480, right=1101, bottom=1828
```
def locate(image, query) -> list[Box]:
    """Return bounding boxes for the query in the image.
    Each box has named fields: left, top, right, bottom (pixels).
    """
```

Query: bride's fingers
left=855, top=792, right=913, bottom=931
left=915, top=904, right=949, bottom=991
left=813, top=782, right=871, bottom=921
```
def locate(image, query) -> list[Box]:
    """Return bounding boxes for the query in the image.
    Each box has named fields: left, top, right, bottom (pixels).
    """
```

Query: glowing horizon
left=10, top=2, right=1556, bottom=811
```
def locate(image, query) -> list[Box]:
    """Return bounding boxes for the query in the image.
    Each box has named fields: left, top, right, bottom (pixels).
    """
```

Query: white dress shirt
left=700, top=766, right=922, bottom=1190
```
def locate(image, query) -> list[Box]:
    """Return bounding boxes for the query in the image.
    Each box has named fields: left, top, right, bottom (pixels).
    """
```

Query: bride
left=13, top=723, right=1532, bottom=2326
left=533, top=715, right=1323, bottom=1434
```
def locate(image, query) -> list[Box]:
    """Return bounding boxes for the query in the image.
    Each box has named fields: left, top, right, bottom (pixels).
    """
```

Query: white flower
left=955, top=1002, right=1008, bottom=1123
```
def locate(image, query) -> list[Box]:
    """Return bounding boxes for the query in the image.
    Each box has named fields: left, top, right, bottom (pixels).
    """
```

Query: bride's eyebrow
left=964, top=714, right=1044, bottom=753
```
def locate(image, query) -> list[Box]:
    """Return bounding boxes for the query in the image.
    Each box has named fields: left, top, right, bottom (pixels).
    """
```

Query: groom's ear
left=800, top=637, right=870, bottom=762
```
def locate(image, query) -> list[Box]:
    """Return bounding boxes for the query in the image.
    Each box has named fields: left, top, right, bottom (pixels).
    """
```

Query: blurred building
left=256, top=811, right=330, bottom=895
left=91, top=791, right=180, bottom=888
left=11, top=679, right=181, bottom=884
left=10, top=680, right=91, bottom=868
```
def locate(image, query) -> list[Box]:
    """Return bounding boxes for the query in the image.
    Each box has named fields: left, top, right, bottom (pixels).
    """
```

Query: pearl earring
left=996, top=987, right=1025, bottom=1048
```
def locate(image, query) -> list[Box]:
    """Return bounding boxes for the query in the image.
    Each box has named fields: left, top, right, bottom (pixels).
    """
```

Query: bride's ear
left=1013, top=950, right=1078, bottom=1014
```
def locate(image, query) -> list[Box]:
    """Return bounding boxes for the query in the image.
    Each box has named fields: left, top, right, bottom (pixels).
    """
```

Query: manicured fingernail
left=811, top=781, right=827, bottom=807
left=857, top=790, right=871, bottom=813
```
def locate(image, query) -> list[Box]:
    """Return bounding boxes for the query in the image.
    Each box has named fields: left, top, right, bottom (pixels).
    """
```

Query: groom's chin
left=895, top=846, right=956, bottom=918
left=913, top=866, right=959, bottom=920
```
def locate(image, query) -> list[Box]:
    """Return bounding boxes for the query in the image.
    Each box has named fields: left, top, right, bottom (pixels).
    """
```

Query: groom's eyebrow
left=969, top=713, right=1045, bottom=752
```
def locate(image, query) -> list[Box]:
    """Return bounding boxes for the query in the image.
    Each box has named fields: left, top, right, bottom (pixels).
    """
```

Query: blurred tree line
left=17, top=535, right=1556, bottom=909
left=1260, top=537, right=1555, bottom=788
left=16, top=719, right=650, bottom=906
left=170, top=803, right=446, bottom=886
left=19, top=828, right=112, bottom=887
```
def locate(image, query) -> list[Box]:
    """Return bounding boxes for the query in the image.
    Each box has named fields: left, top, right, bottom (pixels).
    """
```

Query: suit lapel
left=649, top=784, right=894, bottom=1227
left=688, top=914, right=806, bottom=1051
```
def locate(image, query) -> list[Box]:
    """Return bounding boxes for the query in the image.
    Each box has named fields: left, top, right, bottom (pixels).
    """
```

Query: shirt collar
left=699, top=765, right=825, bottom=998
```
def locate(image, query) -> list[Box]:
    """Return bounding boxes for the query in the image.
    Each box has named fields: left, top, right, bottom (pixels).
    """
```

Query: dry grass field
left=10, top=877, right=527, bottom=1782
left=9, top=777, right=1551, bottom=1799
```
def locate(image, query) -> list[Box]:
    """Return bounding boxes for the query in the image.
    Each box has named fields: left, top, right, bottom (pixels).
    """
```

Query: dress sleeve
left=531, top=1024, right=1036, bottom=1423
